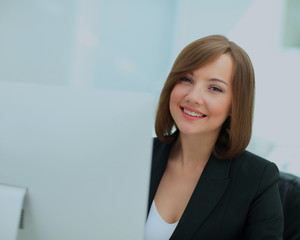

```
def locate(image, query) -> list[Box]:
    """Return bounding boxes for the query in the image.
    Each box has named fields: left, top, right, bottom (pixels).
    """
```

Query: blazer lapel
left=170, top=154, right=231, bottom=239
left=147, top=139, right=170, bottom=214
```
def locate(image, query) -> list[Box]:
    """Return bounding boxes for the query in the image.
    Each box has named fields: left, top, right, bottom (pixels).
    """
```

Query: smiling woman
left=145, top=35, right=283, bottom=240
left=155, top=35, right=255, bottom=159
left=169, top=54, right=233, bottom=141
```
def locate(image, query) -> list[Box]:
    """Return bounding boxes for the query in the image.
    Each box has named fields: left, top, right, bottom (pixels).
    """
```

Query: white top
left=144, top=201, right=178, bottom=240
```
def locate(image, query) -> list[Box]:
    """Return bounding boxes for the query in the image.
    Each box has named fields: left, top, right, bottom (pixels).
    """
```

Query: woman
left=144, top=35, right=283, bottom=239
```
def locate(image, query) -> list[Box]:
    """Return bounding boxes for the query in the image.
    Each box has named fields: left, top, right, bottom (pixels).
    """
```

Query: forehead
left=190, top=54, right=234, bottom=85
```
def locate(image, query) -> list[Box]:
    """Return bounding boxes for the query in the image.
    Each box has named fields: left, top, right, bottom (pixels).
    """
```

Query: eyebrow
left=189, top=72, right=229, bottom=86
left=209, top=78, right=229, bottom=86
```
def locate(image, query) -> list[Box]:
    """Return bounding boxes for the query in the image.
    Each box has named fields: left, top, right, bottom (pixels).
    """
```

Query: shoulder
left=233, top=150, right=279, bottom=175
left=150, top=137, right=170, bottom=169
left=152, top=137, right=170, bottom=158
left=234, top=151, right=284, bottom=238
left=235, top=150, right=276, bottom=167
left=231, top=150, right=280, bottom=194
left=152, top=137, right=163, bottom=150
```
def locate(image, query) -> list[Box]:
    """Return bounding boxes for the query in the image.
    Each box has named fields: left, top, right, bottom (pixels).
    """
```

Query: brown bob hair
left=155, top=35, right=255, bottom=159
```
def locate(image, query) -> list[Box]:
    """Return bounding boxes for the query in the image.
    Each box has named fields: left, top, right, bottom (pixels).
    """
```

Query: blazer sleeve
left=244, top=162, right=284, bottom=240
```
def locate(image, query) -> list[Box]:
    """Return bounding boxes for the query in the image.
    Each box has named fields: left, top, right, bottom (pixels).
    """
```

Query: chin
left=177, top=128, right=203, bottom=136
left=177, top=126, right=222, bottom=138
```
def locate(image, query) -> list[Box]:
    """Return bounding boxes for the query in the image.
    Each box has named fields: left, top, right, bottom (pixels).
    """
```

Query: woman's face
left=169, top=54, right=233, bottom=139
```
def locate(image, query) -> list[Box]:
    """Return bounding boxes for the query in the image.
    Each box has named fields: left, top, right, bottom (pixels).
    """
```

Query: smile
left=181, top=107, right=207, bottom=118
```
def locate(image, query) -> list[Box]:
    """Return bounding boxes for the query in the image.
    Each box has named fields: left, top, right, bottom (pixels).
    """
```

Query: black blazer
left=148, top=138, right=284, bottom=240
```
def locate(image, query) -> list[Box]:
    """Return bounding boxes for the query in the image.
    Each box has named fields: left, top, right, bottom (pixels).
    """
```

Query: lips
left=180, top=106, right=207, bottom=118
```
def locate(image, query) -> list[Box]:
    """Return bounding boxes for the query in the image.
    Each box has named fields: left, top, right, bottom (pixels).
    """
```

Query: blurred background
left=0, top=0, right=299, bottom=175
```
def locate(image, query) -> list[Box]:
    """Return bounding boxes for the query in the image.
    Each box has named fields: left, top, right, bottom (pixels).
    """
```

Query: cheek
left=169, top=87, right=183, bottom=118
left=169, top=92, right=177, bottom=115
left=211, top=98, right=232, bottom=116
left=169, top=86, right=182, bottom=106
left=223, top=103, right=232, bottom=117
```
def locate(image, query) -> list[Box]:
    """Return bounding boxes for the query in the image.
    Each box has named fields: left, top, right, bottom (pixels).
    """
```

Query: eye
left=180, top=77, right=192, bottom=83
left=209, top=86, right=223, bottom=92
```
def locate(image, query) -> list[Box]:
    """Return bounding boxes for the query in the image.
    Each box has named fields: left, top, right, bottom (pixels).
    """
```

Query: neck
left=170, top=132, right=219, bottom=168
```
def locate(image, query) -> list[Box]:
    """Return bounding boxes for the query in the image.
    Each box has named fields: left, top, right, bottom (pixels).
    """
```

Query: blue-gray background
left=1, top=0, right=299, bottom=175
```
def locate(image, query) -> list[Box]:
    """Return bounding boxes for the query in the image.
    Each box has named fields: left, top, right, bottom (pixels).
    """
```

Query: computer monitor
left=0, top=81, right=154, bottom=240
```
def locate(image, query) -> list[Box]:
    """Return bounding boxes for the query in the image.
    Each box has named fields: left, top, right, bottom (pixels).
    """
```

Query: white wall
left=1, top=0, right=299, bottom=175
left=227, top=0, right=300, bottom=175
left=0, top=0, right=175, bottom=94
left=166, top=0, right=300, bottom=175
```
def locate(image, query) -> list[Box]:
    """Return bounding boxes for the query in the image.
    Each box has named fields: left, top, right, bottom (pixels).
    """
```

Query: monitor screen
left=0, top=81, right=154, bottom=240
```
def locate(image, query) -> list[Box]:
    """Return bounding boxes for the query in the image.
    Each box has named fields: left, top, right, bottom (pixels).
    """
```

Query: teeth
left=183, top=108, right=205, bottom=117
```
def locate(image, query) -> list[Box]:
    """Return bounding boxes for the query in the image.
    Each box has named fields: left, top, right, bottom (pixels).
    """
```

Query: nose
left=185, top=85, right=204, bottom=105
